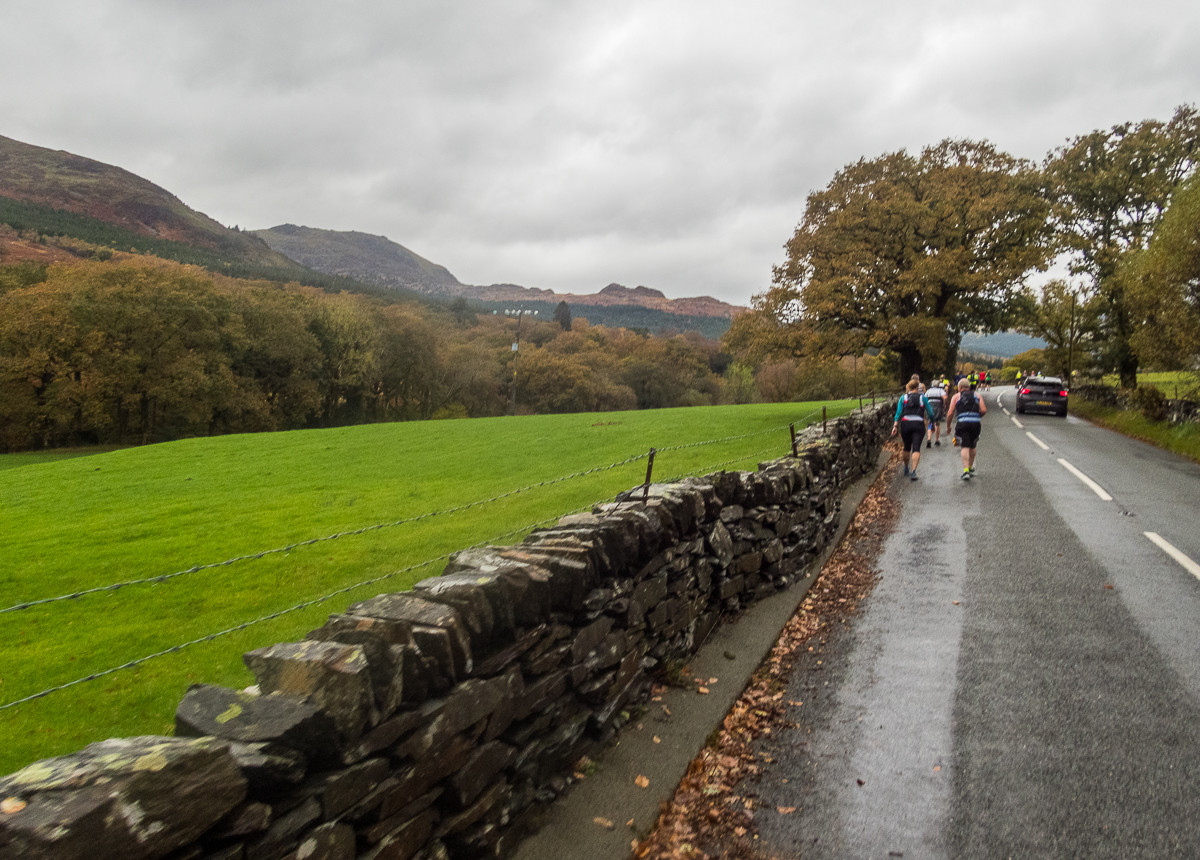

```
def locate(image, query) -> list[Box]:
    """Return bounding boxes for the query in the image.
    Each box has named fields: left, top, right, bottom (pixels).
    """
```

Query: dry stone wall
left=0, top=404, right=893, bottom=860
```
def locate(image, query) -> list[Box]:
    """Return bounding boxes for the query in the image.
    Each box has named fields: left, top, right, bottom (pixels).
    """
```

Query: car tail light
left=1060, top=390, right=1069, bottom=397
left=1020, top=388, right=1030, bottom=395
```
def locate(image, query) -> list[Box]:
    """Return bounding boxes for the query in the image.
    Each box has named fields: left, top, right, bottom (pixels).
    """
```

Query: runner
left=946, top=378, right=987, bottom=480
left=924, top=378, right=946, bottom=448
left=891, top=380, right=933, bottom=481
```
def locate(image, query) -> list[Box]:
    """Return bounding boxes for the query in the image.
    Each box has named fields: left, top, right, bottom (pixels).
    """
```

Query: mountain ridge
left=253, top=223, right=744, bottom=319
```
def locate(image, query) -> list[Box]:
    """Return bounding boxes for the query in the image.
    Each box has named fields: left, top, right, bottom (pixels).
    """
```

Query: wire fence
left=2, top=402, right=859, bottom=616
left=0, top=396, right=893, bottom=710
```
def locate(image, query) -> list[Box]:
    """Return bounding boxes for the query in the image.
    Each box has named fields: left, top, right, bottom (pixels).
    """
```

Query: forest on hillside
left=0, top=259, right=894, bottom=451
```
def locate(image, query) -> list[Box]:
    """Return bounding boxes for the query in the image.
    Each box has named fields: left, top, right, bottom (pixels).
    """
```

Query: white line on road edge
left=1026, top=432, right=1050, bottom=451
left=1145, top=532, right=1200, bottom=580
left=1011, top=416, right=1024, bottom=428
left=1057, top=458, right=1113, bottom=501
left=1001, top=407, right=1010, bottom=415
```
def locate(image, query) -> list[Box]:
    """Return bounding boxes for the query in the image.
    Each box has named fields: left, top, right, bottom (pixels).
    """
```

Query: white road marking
left=1144, top=532, right=1200, bottom=581
left=1011, top=415, right=1024, bottom=428
left=1026, top=432, right=1050, bottom=451
left=1057, top=458, right=1113, bottom=501
left=1001, top=407, right=1010, bottom=416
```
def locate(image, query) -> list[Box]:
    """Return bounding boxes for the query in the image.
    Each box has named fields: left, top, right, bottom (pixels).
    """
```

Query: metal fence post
left=643, top=448, right=656, bottom=502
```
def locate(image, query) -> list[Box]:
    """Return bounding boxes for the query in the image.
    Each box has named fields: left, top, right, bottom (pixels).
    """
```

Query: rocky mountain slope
left=254, top=224, right=744, bottom=319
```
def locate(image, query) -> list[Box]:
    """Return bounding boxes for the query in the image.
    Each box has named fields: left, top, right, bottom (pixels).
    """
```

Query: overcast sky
left=3, top=1, right=1197, bottom=305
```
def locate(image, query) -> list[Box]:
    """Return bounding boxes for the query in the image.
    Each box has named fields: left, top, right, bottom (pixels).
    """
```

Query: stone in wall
left=0, top=736, right=245, bottom=860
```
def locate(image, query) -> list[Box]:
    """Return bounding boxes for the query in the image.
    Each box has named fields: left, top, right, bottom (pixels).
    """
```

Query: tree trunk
left=897, top=345, right=922, bottom=385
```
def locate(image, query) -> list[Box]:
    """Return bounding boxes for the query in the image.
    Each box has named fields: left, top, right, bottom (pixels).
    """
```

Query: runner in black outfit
left=945, top=378, right=987, bottom=479
left=892, top=379, right=932, bottom=481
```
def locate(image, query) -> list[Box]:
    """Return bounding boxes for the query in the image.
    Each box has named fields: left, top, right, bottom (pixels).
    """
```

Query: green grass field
left=1098, top=370, right=1199, bottom=397
left=1069, top=400, right=1200, bottom=465
left=0, top=399, right=864, bottom=773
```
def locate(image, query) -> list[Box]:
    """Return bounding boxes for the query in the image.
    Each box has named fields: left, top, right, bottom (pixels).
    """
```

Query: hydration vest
left=901, top=392, right=926, bottom=421
left=956, top=390, right=982, bottom=424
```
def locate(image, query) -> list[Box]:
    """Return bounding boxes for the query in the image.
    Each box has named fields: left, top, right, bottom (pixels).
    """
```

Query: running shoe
left=910, top=472, right=919, bottom=481
left=903, top=464, right=910, bottom=476
left=934, top=440, right=941, bottom=447
left=926, top=440, right=931, bottom=449
left=961, top=469, right=971, bottom=480
left=969, top=466, right=977, bottom=475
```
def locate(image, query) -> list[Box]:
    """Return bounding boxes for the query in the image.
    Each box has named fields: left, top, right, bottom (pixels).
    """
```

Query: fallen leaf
left=777, top=806, right=796, bottom=814
left=1104, top=584, right=1114, bottom=589
left=735, top=826, right=747, bottom=836
left=1, top=797, right=26, bottom=814
left=933, top=766, right=941, bottom=772
left=626, top=818, right=635, bottom=827
left=653, top=736, right=661, bottom=744
left=952, top=600, right=960, bottom=605
left=594, top=817, right=615, bottom=830
left=698, top=687, right=710, bottom=694
left=856, top=779, right=865, bottom=786
left=635, top=775, right=650, bottom=788
left=708, top=677, right=718, bottom=684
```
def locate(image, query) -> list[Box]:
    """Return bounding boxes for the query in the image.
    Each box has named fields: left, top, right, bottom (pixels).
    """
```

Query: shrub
left=1129, top=385, right=1168, bottom=422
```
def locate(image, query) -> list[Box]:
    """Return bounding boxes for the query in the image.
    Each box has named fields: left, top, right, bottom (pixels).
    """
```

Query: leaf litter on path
left=630, top=445, right=903, bottom=860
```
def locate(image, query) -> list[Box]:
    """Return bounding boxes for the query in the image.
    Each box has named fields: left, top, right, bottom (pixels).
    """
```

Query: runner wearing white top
left=924, top=380, right=946, bottom=448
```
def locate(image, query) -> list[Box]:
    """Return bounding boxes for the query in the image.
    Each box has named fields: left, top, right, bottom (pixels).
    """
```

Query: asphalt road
left=752, top=387, right=1200, bottom=859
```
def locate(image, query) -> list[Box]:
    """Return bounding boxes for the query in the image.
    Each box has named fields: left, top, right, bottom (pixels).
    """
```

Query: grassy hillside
left=0, top=134, right=285, bottom=262
left=0, top=399, right=859, bottom=773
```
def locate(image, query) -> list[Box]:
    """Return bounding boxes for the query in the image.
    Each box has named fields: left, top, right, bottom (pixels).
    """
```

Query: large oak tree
left=1044, top=105, right=1199, bottom=387
left=732, top=139, right=1051, bottom=380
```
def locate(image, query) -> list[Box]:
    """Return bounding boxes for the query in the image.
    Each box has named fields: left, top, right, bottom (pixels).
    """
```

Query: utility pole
left=508, top=309, right=525, bottom=416
left=1068, top=292, right=1077, bottom=384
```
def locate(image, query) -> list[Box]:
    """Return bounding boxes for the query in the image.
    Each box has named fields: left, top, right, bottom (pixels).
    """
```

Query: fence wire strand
left=1, top=451, right=653, bottom=615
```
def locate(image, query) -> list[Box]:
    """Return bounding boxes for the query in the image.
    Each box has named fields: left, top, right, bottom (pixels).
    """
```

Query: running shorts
left=900, top=421, right=925, bottom=453
left=957, top=424, right=981, bottom=449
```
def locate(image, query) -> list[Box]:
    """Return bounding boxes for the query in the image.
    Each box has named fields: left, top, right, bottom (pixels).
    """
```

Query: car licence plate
left=1037, top=400, right=1052, bottom=406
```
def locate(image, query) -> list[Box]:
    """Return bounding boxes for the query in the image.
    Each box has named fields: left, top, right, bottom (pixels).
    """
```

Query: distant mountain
left=0, top=134, right=293, bottom=269
left=0, top=135, right=740, bottom=328
left=253, top=224, right=461, bottom=293
left=960, top=331, right=1047, bottom=359
left=253, top=224, right=744, bottom=325
left=0, top=135, right=425, bottom=298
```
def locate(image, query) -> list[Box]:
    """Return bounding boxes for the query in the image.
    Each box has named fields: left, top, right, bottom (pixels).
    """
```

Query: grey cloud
left=2, top=0, right=1198, bottom=302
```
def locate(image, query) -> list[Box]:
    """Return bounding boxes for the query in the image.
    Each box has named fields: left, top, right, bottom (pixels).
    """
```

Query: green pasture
left=1069, top=399, right=1200, bottom=464
left=1097, top=370, right=1198, bottom=395
left=0, top=399, right=864, bottom=773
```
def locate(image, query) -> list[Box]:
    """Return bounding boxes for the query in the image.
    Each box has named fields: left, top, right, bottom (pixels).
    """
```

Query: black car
left=1016, top=376, right=1068, bottom=416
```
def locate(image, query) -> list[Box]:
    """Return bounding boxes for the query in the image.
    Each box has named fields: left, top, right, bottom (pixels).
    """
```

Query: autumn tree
left=738, top=139, right=1052, bottom=381
left=1044, top=105, right=1200, bottom=386
left=1015, top=280, right=1100, bottom=380
left=1123, top=174, right=1200, bottom=389
left=553, top=300, right=572, bottom=331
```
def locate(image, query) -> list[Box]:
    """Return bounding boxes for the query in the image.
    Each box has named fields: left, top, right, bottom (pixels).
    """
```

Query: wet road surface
left=752, top=389, right=1200, bottom=859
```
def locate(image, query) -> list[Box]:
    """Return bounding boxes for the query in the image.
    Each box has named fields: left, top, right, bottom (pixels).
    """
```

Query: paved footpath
left=752, top=388, right=1200, bottom=859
